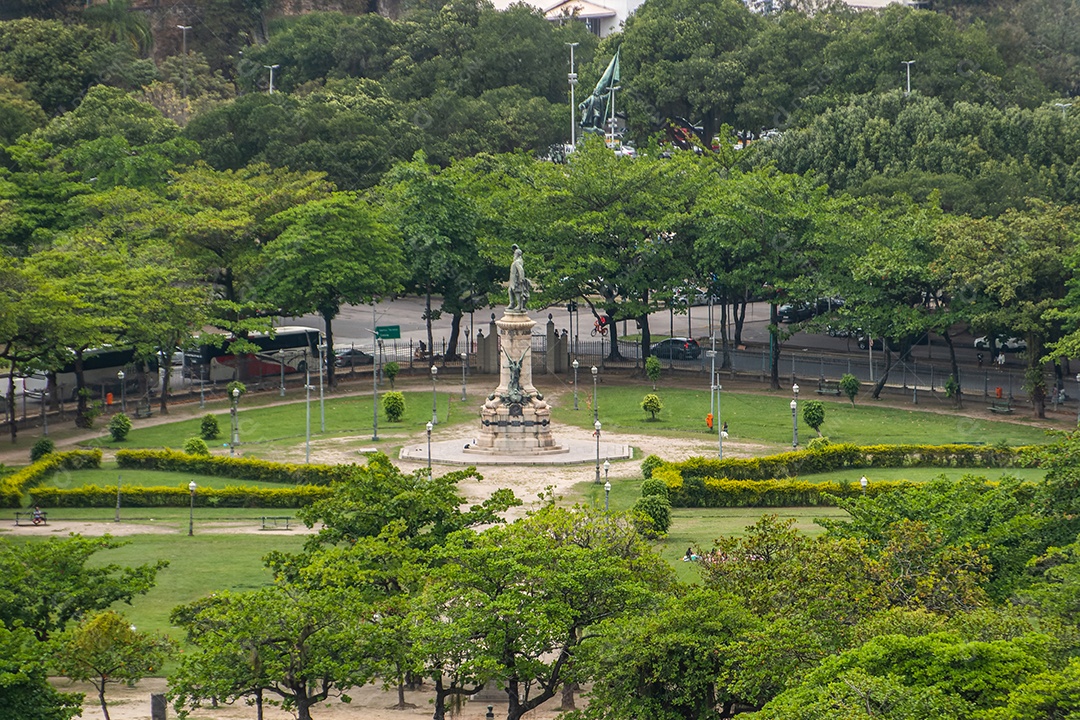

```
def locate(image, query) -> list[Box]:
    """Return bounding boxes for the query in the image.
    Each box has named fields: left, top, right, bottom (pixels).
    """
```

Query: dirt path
left=57, top=677, right=575, bottom=720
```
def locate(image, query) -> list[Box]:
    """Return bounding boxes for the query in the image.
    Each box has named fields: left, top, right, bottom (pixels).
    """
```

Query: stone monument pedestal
left=467, top=311, right=564, bottom=456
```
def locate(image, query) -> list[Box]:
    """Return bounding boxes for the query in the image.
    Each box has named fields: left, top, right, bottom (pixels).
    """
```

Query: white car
left=973, top=336, right=1026, bottom=352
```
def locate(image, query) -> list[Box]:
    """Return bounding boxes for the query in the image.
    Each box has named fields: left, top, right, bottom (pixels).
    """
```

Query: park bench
left=260, top=516, right=293, bottom=530
left=989, top=400, right=1013, bottom=414
left=817, top=379, right=842, bottom=396
left=15, top=511, right=47, bottom=526
left=134, top=398, right=154, bottom=419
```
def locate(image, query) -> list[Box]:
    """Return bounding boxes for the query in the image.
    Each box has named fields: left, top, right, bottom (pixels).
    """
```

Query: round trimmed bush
left=200, top=414, right=220, bottom=440
left=632, top=494, right=672, bottom=536
left=182, top=437, right=211, bottom=456
left=641, top=393, right=664, bottom=420
left=382, top=391, right=406, bottom=422
left=107, top=413, right=133, bottom=442
left=641, top=454, right=664, bottom=479
left=384, top=361, right=399, bottom=389
left=30, top=438, right=55, bottom=463
left=640, top=478, right=669, bottom=499
left=807, top=436, right=831, bottom=451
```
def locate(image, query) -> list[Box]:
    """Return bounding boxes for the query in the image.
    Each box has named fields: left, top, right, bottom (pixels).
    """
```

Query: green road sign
left=375, top=325, right=401, bottom=340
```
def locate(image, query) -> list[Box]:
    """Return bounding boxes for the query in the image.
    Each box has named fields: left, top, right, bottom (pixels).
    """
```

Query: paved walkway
left=399, top=435, right=633, bottom=466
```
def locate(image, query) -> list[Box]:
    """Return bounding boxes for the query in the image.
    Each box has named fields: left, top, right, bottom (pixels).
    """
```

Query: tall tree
left=425, top=505, right=675, bottom=720
left=375, top=152, right=489, bottom=363
left=255, top=192, right=405, bottom=388
left=0, top=535, right=166, bottom=641
left=54, top=610, right=175, bottom=720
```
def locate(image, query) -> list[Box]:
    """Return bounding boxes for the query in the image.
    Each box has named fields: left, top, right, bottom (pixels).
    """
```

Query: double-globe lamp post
left=572, top=359, right=579, bottom=410
left=116, top=370, right=126, bottom=414
left=790, top=383, right=800, bottom=449
left=230, top=387, right=240, bottom=456
left=430, top=364, right=439, bottom=425
left=187, top=480, right=196, bottom=536
left=594, top=419, right=602, bottom=483
left=591, top=365, right=598, bottom=421
left=426, top=421, right=433, bottom=472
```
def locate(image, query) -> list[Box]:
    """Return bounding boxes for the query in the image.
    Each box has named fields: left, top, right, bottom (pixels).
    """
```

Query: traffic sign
left=375, top=325, right=401, bottom=340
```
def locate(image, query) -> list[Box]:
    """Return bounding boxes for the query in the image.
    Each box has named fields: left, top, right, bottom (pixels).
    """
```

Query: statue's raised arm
left=508, top=244, right=530, bottom=312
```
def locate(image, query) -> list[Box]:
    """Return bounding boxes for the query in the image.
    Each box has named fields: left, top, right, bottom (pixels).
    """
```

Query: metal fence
left=6, top=334, right=1075, bottom=428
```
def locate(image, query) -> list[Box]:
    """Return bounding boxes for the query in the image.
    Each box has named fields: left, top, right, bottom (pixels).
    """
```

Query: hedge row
left=30, top=484, right=333, bottom=509
left=653, top=467, right=917, bottom=507
left=0, top=450, right=102, bottom=508
left=115, top=449, right=352, bottom=485
left=670, top=443, right=1023, bottom=483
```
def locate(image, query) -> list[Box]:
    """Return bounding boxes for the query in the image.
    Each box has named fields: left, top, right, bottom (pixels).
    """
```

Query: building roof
left=544, top=0, right=617, bottom=19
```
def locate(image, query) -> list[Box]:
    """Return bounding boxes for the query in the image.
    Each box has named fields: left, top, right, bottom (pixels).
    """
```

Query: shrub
left=645, top=356, right=661, bottom=389
left=640, top=478, right=669, bottom=499
left=802, top=400, right=825, bottom=435
left=807, top=436, right=831, bottom=451
left=384, top=361, right=399, bottom=389
left=226, top=381, right=247, bottom=398
left=107, top=413, right=132, bottom=442
left=632, top=494, right=672, bottom=536
left=641, top=393, right=663, bottom=420
left=840, top=373, right=860, bottom=407
left=641, top=454, right=664, bottom=479
left=115, top=449, right=348, bottom=485
left=382, top=391, right=406, bottom=422
left=30, top=438, right=55, bottom=463
left=182, top=437, right=211, bottom=456
left=199, top=414, right=220, bottom=440
left=0, top=450, right=102, bottom=508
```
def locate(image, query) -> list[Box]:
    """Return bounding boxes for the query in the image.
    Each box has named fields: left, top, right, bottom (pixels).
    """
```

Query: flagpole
left=567, top=42, right=579, bottom=148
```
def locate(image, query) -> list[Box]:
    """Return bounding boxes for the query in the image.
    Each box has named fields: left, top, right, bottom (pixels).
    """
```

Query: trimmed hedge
left=655, top=443, right=1025, bottom=508
left=0, top=450, right=103, bottom=508
left=672, top=443, right=1023, bottom=483
left=115, top=449, right=353, bottom=486
left=30, top=484, right=332, bottom=509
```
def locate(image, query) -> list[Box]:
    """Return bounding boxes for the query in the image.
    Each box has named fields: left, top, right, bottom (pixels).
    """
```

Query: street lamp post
left=461, top=344, right=467, bottom=402
left=426, top=421, right=433, bottom=472
left=188, top=480, right=196, bottom=536
left=572, top=359, right=579, bottom=410
left=860, top=476, right=868, bottom=495
left=594, top=420, right=602, bottom=483
left=117, top=370, right=126, bottom=414
left=40, top=391, right=48, bottom=436
left=264, top=64, right=279, bottom=94
left=305, top=367, right=312, bottom=464
left=604, top=479, right=611, bottom=512
left=603, top=459, right=610, bottom=486
left=567, top=42, right=579, bottom=147
left=717, top=381, right=723, bottom=459
left=1075, top=373, right=1080, bottom=425
left=791, top=383, right=800, bottom=449
left=177, top=25, right=191, bottom=98
left=230, top=387, right=240, bottom=456
left=318, top=344, right=325, bottom=433
left=591, top=365, right=598, bottom=422
left=430, top=365, right=439, bottom=425
left=902, top=60, right=915, bottom=96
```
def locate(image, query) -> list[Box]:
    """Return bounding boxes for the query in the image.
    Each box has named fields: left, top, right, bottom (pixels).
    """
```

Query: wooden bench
left=989, top=401, right=1013, bottom=414
left=15, top=511, right=47, bottom=526
left=817, top=380, right=842, bottom=396
left=260, top=516, right=293, bottom=530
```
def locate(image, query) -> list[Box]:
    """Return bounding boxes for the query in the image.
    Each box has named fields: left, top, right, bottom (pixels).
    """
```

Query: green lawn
left=83, top=389, right=476, bottom=457
left=42, top=463, right=290, bottom=490
left=552, top=385, right=1054, bottom=448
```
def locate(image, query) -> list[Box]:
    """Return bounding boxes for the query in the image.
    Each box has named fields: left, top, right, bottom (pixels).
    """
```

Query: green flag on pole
left=579, top=47, right=620, bottom=135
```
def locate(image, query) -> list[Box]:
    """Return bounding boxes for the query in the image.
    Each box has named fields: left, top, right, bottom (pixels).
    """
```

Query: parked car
left=973, top=336, right=1026, bottom=352
left=334, top=347, right=375, bottom=367
left=777, top=303, right=815, bottom=323
left=650, top=337, right=701, bottom=360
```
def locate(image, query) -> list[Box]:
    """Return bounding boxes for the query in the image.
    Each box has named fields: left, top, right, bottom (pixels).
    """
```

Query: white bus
left=28, top=347, right=154, bottom=401
left=189, top=326, right=323, bottom=383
